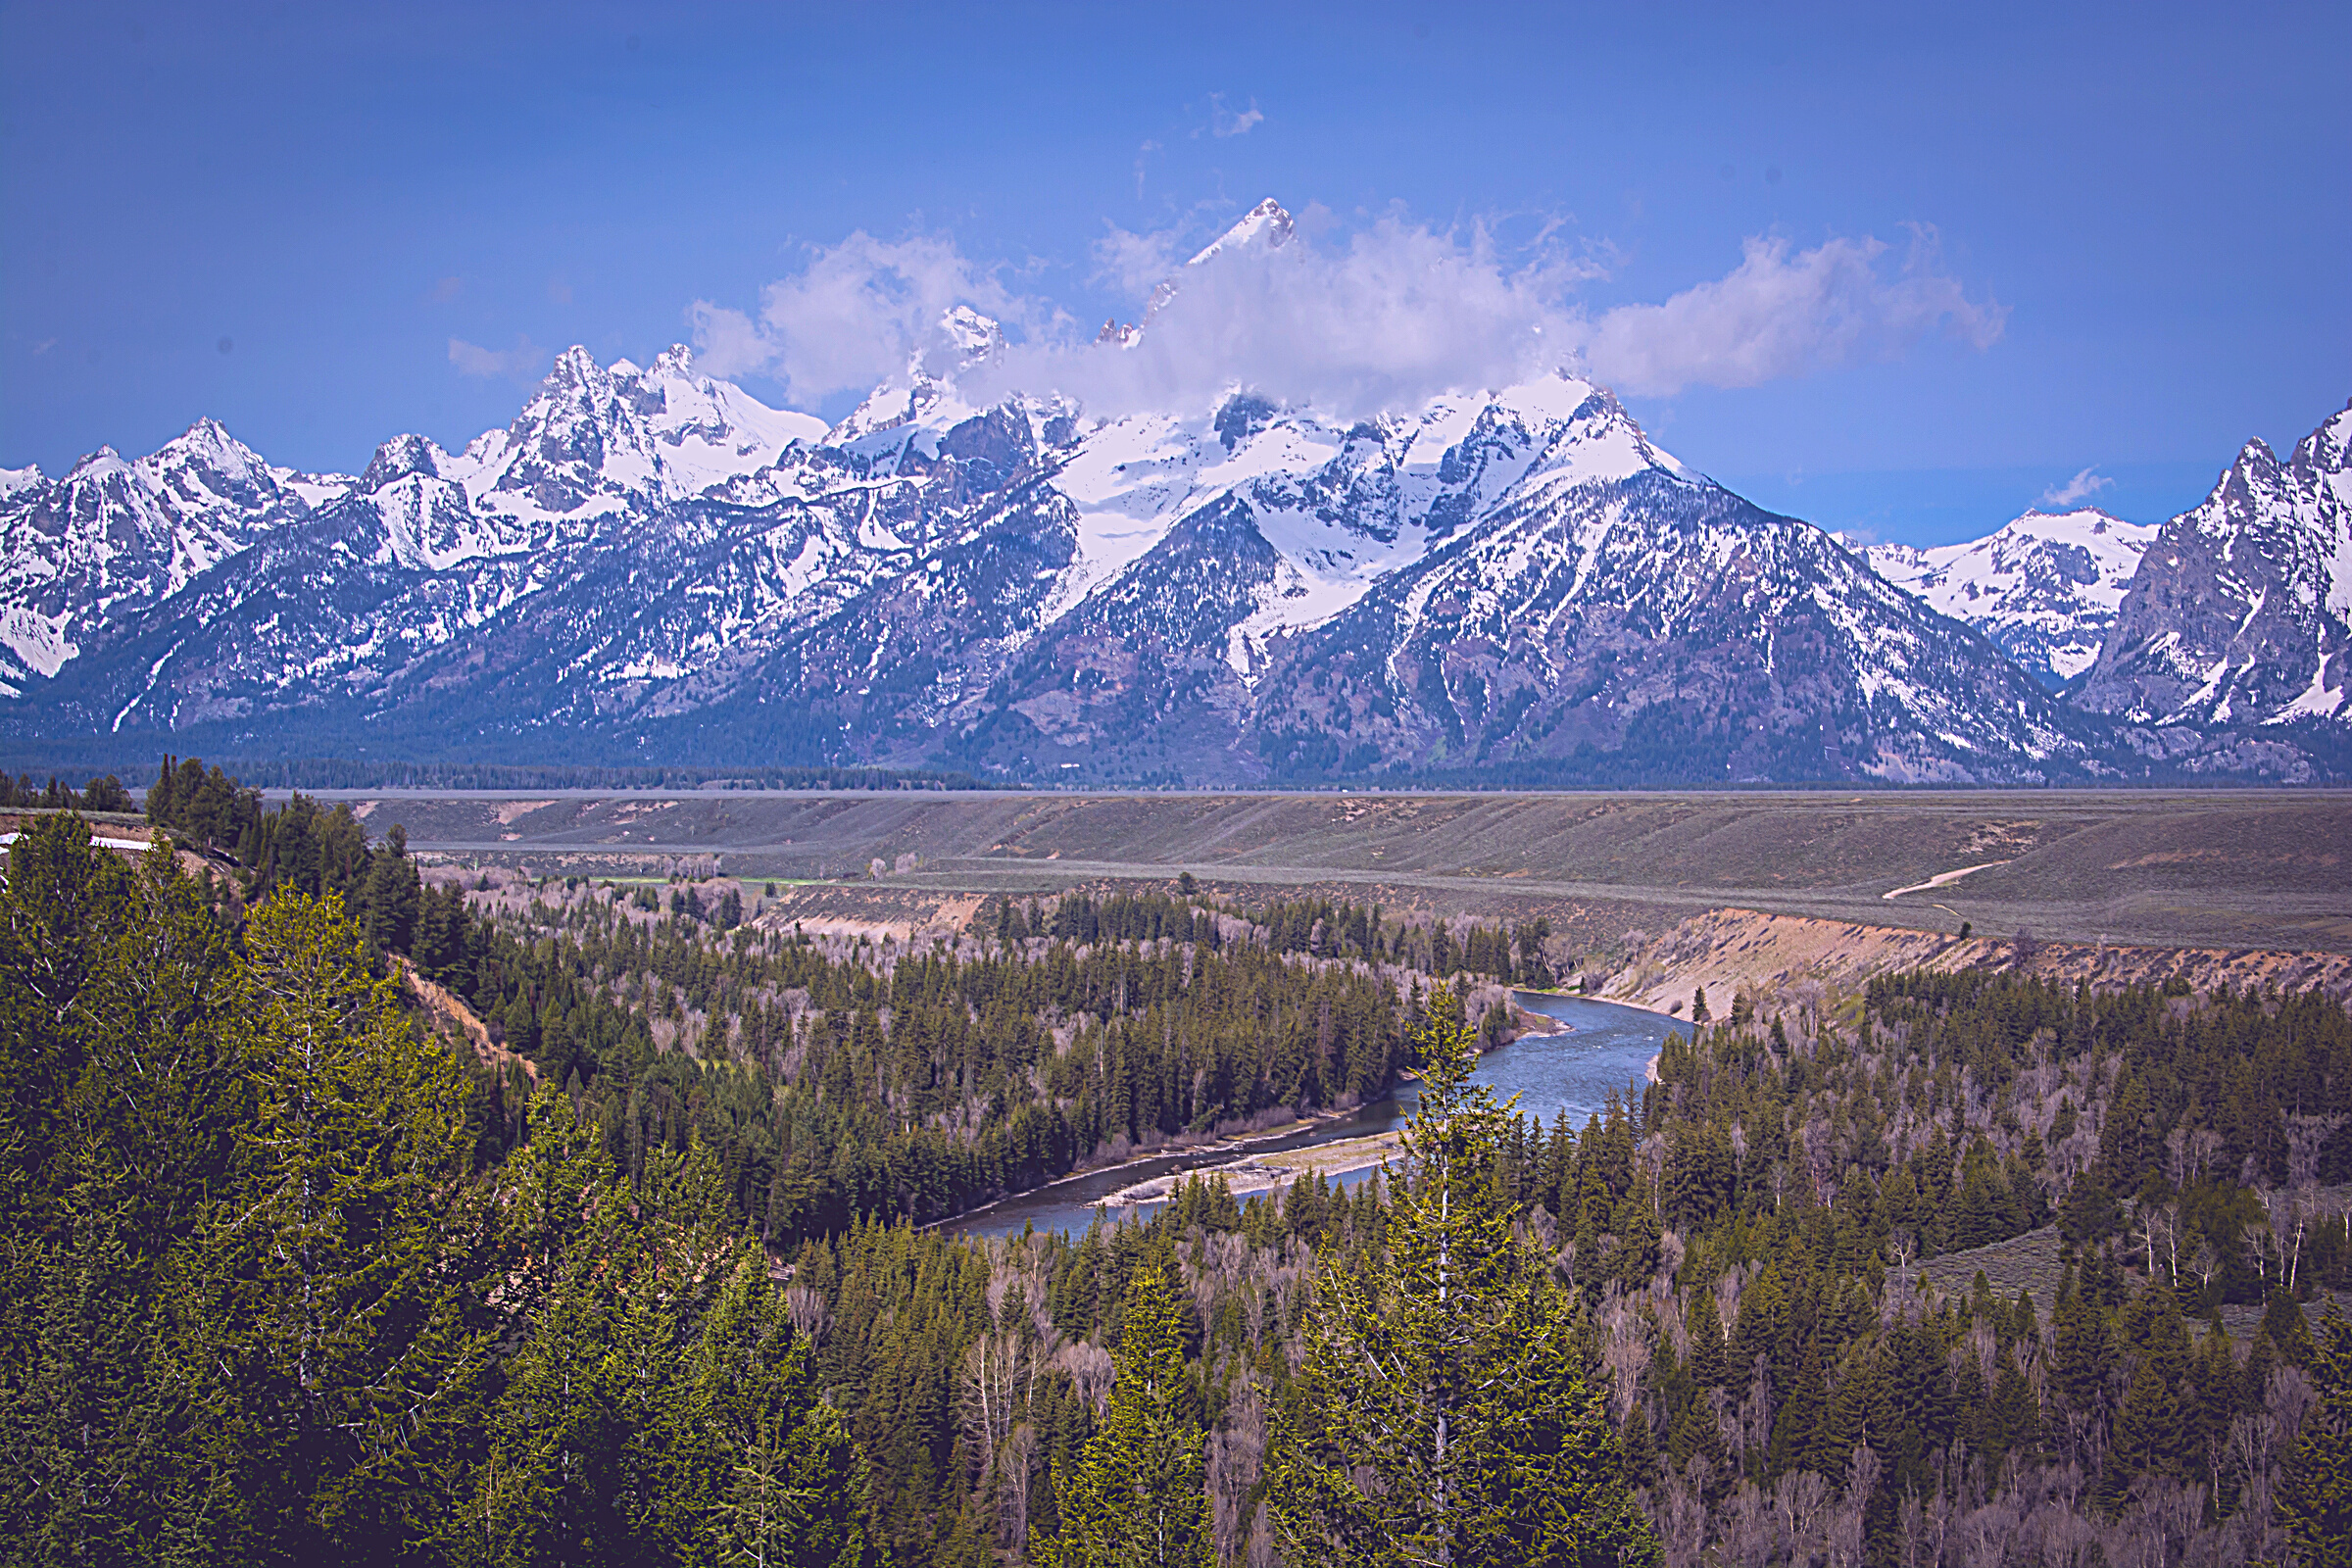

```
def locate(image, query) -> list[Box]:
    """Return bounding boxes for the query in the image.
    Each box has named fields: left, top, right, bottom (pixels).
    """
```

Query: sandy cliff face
left=1601, top=906, right=2352, bottom=1017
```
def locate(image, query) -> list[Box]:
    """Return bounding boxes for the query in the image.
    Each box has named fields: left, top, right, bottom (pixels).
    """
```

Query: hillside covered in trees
left=5, top=770, right=2352, bottom=1565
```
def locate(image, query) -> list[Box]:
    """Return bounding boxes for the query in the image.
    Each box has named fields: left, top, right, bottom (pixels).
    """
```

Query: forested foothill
left=4, top=764, right=2350, bottom=1566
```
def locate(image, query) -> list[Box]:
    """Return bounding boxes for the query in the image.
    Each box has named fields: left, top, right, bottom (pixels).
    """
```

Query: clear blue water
left=943, top=992, right=1678, bottom=1240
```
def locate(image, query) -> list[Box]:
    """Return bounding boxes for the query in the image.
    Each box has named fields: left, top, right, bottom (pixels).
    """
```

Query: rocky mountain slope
left=0, top=420, right=349, bottom=697
left=2073, top=402, right=2351, bottom=731
left=1851, top=508, right=2155, bottom=689
left=1, top=204, right=2341, bottom=785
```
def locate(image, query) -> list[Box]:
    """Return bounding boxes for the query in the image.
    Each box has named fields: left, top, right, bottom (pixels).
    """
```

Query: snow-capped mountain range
left=2, top=201, right=2344, bottom=784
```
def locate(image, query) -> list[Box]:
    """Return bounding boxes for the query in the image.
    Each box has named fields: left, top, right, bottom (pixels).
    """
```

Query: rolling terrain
left=341, top=786, right=2352, bottom=956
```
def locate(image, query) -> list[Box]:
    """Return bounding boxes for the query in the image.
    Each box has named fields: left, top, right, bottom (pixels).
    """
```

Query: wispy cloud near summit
left=1583, top=230, right=2006, bottom=397
left=448, top=335, right=547, bottom=384
left=690, top=204, right=2006, bottom=421
left=2039, top=466, right=2114, bottom=508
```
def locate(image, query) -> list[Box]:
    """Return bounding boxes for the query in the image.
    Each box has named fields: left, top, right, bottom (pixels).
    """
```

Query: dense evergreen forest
left=5, top=768, right=2352, bottom=1565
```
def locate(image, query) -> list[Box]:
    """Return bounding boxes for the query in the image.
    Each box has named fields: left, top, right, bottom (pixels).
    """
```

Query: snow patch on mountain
left=1851, top=508, right=2155, bottom=686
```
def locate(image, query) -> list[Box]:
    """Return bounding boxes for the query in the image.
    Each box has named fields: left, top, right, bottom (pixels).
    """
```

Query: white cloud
left=1091, top=223, right=1183, bottom=299
left=692, top=208, right=2005, bottom=421
left=2039, top=466, right=2113, bottom=508
left=688, top=231, right=1039, bottom=400
left=448, top=334, right=546, bottom=382
left=1579, top=231, right=2006, bottom=397
left=974, top=214, right=1596, bottom=422
left=1209, top=94, right=1264, bottom=137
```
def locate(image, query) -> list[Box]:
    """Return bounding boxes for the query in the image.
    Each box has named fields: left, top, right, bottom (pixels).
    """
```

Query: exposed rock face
left=2075, top=402, right=2352, bottom=730
left=1601, top=906, right=2352, bottom=1015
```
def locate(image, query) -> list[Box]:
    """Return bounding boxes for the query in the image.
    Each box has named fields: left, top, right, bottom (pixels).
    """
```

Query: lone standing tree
left=1265, top=990, right=1659, bottom=1567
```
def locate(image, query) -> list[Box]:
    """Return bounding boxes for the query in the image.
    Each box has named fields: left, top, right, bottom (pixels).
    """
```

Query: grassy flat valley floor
left=323, top=788, right=2352, bottom=955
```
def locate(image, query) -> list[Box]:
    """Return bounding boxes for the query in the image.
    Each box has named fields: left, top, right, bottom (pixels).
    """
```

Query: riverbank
left=947, top=991, right=1679, bottom=1239
left=1098, top=1131, right=1406, bottom=1210
left=920, top=1096, right=1389, bottom=1232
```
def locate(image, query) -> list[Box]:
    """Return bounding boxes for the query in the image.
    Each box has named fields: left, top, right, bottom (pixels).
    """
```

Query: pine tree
left=2052, top=1281, right=2114, bottom=1433
left=1769, top=1336, right=1827, bottom=1478
left=691, top=1251, right=887, bottom=1568
left=167, top=889, right=487, bottom=1561
left=1265, top=990, right=1660, bottom=1567
left=2263, top=1289, right=2319, bottom=1366
left=1028, top=1266, right=1211, bottom=1568
left=2099, top=1356, right=2180, bottom=1513
left=1686, top=1293, right=1729, bottom=1391
left=2276, top=1303, right=2352, bottom=1567
left=0, top=817, right=243, bottom=1560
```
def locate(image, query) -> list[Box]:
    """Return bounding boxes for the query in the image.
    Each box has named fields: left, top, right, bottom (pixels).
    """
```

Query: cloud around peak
left=449, top=334, right=548, bottom=384
left=688, top=232, right=1055, bottom=402
left=689, top=204, right=2005, bottom=421
left=2039, top=466, right=2114, bottom=508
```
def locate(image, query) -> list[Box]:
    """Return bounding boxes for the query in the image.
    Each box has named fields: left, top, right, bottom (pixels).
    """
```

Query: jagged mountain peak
left=1146, top=198, right=1298, bottom=321
left=828, top=308, right=1012, bottom=448
left=646, top=342, right=699, bottom=379
left=546, top=343, right=603, bottom=384
left=146, top=415, right=277, bottom=481
left=360, top=432, right=448, bottom=491
left=443, top=344, right=824, bottom=520
left=65, top=446, right=128, bottom=479
left=2292, top=398, right=2352, bottom=476
left=1, top=418, right=342, bottom=693
left=1187, top=197, right=1296, bottom=267
left=2075, top=397, right=2351, bottom=728
left=938, top=305, right=1004, bottom=359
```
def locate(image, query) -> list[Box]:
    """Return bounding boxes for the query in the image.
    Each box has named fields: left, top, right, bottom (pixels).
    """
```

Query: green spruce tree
left=2276, top=1304, right=2352, bottom=1567
left=1265, top=990, right=1659, bottom=1567
left=1029, top=1266, right=1211, bottom=1568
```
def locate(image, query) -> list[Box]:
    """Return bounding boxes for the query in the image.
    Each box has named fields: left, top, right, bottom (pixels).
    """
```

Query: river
left=944, top=991, right=1678, bottom=1240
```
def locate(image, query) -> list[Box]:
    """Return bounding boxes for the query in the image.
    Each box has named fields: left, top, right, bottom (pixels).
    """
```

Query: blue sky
left=3, top=1, right=2345, bottom=545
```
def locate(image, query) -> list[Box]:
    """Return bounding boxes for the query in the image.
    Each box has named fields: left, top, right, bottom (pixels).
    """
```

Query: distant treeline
left=0, top=750, right=993, bottom=793
left=0, top=771, right=135, bottom=813
left=182, top=758, right=994, bottom=792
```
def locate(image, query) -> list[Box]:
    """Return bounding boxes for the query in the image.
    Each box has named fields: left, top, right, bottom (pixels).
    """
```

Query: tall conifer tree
left=2276, top=1304, right=2352, bottom=1567
left=1265, top=991, right=1658, bottom=1567
left=1029, top=1266, right=1211, bottom=1568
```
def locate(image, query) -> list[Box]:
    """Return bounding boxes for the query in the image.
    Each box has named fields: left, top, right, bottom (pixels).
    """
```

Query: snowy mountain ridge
left=2074, top=403, right=2352, bottom=730
left=1847, top=508, right=2157, bottom=689
left=0, top=418, right=352, bottom=695
left=2, top=201, right=2343, bottom=783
